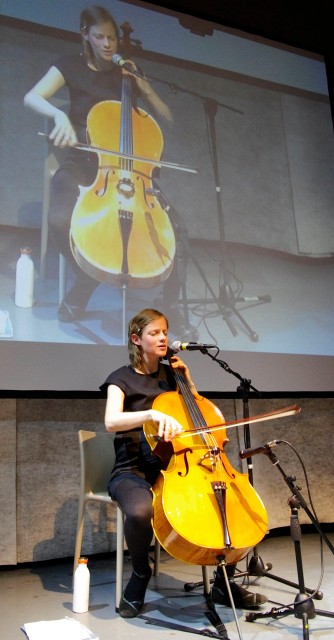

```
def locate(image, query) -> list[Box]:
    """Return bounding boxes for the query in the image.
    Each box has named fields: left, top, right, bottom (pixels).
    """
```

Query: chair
left=74, top=429, right=160, bottom=610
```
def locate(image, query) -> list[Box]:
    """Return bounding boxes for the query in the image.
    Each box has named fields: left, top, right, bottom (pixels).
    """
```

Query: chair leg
left=202, top=566, right=211, bottom=596
left=40, top=151, right=60, bottom=280
left=59, top=254, right=66, bottom=304
left=153, top=539, right=160, bottom=577
left=115, top=506, right=125, bottom=611
left=73, top=497, right=86, bottom=584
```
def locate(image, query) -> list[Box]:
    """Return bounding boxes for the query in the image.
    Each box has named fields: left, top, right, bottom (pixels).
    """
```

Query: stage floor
left=1, top=225, right=334, bottom=355
left=1, top=532, right=334, bottom=640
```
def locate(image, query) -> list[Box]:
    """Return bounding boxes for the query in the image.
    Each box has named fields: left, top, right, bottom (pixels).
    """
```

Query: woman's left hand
left=169, top=354, right=197, bottom=393
left=121, top=59, right=173, bottom=125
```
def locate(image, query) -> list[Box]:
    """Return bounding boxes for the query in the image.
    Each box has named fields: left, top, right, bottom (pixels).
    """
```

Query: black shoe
left=118, top=567, right=152, bottom=618
left=118, top=594, right=144, bottom=618
left=58, top=300, right=84, bottom=323
left=58, top=275, right=99, bottom=322
left=212, top=582, right=268, bottom=609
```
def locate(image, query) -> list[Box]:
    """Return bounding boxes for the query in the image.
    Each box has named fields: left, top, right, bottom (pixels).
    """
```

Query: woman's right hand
left=50, top=111, right=78, bottom=148
left=150, top=410, right=184, bottom=442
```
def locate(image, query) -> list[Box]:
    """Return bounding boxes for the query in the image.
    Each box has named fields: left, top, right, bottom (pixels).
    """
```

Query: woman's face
left=132, top=317, right=169, bottom=361
left=84, top=20, right=118, bottom=64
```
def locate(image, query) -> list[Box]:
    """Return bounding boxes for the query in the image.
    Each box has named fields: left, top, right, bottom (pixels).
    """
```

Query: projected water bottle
left=15, top=247, right=34, bottom=307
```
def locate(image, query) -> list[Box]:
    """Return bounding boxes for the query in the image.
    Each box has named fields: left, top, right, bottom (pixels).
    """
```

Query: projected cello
left=70, top=25, right=176, bottom=288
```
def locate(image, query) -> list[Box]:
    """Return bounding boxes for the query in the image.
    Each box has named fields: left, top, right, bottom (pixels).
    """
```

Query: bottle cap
left=20, top=247, right=32, bottom=255
left=78, top=557, right=88, bottom=564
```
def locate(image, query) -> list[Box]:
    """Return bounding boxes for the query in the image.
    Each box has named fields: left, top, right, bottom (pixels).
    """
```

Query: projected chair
left=74, top=429, right=161, bottom=610
left=40, top=151, right=66, bottom=303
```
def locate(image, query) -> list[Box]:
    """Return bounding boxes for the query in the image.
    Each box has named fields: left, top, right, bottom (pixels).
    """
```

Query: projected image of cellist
left=23, top=5, right=192, bottom=337
left=100, top=307, right=268, bottom=618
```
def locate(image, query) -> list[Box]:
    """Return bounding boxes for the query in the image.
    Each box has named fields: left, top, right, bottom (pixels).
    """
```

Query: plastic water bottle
left=15, top=247, right=34, bottom=307
left=73, top=557, right=90, bottom=613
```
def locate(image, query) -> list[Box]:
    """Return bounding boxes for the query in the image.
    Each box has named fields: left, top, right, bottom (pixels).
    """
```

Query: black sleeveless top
left=100, top=363, right=176, bottom=485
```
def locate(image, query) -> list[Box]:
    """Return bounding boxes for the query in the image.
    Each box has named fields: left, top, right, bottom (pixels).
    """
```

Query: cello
left=144, top=358, right=281, bottom=568
left=69, top=28, right=176, bottom=288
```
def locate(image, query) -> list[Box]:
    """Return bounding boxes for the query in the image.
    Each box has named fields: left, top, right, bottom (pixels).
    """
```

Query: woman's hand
left=151, top=409, right=183, bottom=442
left=169, top=354, right=198, bottom=393
left=49, top=111, right=78, bottom=148
left=121, top=59, right=173, bottom=125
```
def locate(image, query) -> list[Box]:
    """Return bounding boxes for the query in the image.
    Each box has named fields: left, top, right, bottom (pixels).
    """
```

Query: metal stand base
left=184, top=560, right=245, bottom=640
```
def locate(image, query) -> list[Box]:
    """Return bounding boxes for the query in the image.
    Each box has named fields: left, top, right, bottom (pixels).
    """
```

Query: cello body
left=70, top=88, right=176, bottom=287
left=144, top=390, right=269, bottom=567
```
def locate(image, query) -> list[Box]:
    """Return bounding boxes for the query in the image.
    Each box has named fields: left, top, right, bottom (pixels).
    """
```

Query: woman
left=23, top=6, right=174, bottom=323
left=100, top=308, right=267, bottom=617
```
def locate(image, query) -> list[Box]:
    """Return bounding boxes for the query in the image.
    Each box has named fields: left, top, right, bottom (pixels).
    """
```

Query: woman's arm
left=169, top=354, right=198, bottom=394
left=121, top=62, right=173, bottom=126
left=24, top=66, right=78, bottom=147
left=137, top=77, right=173, bottom=126
left=105, top=384, right=183, bottom=441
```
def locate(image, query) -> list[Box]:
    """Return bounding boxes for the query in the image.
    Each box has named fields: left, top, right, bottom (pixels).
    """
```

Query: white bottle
left=15, top=247, right=34, bottom=308
left=73, top=557, right=90, bottom=613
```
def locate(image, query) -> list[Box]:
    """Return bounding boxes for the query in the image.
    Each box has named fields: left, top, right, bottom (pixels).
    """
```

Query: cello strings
left=173, top=368, right=223, bottom=458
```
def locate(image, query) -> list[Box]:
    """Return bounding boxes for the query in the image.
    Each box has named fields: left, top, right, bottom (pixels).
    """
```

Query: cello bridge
left=197, top=446, right=222, bottom=472
left=117, top=177, right=135, bottom=198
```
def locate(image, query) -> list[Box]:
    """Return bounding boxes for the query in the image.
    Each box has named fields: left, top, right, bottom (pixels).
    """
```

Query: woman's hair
left=80, top=5, right=119, bottom=63
left=128, top=308, right=168, bottom=368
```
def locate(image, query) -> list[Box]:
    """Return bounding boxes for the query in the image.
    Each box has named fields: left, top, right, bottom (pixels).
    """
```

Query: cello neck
left=120, top=75, right=133, bottom=170
left=170, top=364, right=206, bottom=431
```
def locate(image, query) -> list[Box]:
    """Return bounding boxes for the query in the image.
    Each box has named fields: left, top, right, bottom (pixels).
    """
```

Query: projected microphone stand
left=199, top=97, right=266, bottom=342
left=147, top=73, right=271, bottom=342
left=245, top=443, right=334, bottom=639
left=176, top=97, right=271, bottom=342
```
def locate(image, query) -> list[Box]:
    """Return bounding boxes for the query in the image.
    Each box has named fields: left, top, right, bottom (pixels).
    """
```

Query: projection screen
left=0, top=0, right=333, bottom=393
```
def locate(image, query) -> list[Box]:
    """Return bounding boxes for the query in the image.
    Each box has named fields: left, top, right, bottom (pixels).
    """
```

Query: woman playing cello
left=24, top=6, right=186, bottom=326
left=100, top=307, right=267, bottom=617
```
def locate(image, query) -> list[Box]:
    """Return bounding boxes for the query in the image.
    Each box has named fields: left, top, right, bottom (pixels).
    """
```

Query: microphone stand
left=204, top=351, right=274, bottom=582
left=196, top=349, right=322, bottom=597
left=235, top=376, right=272, bottom=580
left=245, top=445, right=334, bottom=639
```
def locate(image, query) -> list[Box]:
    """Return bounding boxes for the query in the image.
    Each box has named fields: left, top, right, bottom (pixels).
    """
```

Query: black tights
left=216, top=563, right=237, bottom=581
left=111, top=475, right=237, bottom=589
left=110, top=476, right=154, bottom=577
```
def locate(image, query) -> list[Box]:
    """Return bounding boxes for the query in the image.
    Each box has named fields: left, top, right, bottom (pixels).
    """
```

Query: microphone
left=233, top=294, right=271, bottom=304
left=111, top=54, right=143, bottom=78
left=239, top=440, right=281, bottom=460
left=169, top=340, right=217, bottom=353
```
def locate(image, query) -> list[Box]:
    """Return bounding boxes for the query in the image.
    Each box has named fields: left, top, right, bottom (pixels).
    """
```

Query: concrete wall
left=1, top=395, right=333, bottom=565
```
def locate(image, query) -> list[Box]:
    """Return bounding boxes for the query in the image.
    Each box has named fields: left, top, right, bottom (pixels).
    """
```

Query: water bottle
left=15, top=247, right=34, bottom=308
left=73, top=557, right=90, bottom=613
